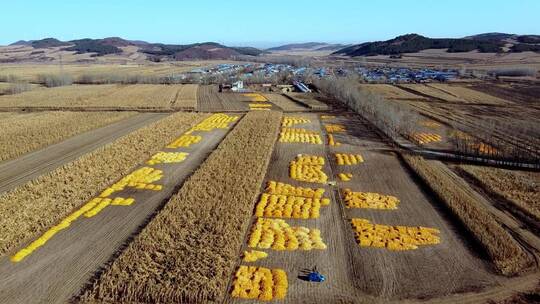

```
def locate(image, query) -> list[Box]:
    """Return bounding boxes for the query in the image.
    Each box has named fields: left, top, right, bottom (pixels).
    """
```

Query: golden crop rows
left=351, top=218, right=441, bottom=251
left=243, top=250, right=268, bottom=262
left=231, top=266, right=287, bottom=301
left=248, top=218, right=327, bottom=251
left=290, top=155, right=328, bottom=183
left=243, top=93, right=268, bottom=102
left=281, top=117, right=311, bottom=127
left=469, top=142, right=498, bottom=154
left=279, top=128, right=323, bottom=144
left=342, top=189, right=400, bottom=209
left=338, top=173, right=353, bottom=181
left=146, top=152, right=188, bottom=165
left=325, top=124, right=346, bottom=133
left=185, top=113, right=239, bottom=134
left=166, top=134, right=202, bottom=148
left=411, top=132, right=442, bottom=144
left=266, top=181, right=328, bottom=200
left=249, top=103, right=272, bottom=108
left=328, top=134, right=341, bottom=146
left=335, top=153, right=364, bottom=165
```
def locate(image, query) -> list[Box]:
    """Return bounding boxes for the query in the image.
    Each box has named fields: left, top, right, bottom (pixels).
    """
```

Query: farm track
left=0, top=116, right=238, bottom=304
left=0, top=113, right=167, bottom=194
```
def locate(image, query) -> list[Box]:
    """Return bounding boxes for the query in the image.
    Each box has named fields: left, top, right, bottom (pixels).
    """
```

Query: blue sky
left=1, top=0, right=539, bottom=47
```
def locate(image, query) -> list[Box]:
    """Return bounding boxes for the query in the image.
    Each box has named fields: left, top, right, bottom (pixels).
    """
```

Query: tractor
left=304, top=266, right=326, bottom=283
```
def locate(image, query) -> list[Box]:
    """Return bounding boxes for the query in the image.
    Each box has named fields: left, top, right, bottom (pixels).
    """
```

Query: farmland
left=0, top=66, right=538, bottom=304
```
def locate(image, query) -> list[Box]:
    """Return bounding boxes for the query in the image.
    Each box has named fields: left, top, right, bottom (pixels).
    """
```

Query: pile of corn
left=185, top=113, right=239, bottom=133
left=282, top=117, right=310, bottom=127
left=166, top=134, right=202, bottom=148
left=243, top=250, right=268, bottom=262
left=469, top=142, right=498, bottom=155
left=327, top=134, right=341, bottom=146
left=99, top=167, right=163, bottom=198
left=411, top=132, right=442, bottom=144
left=249, top=103, right=272, bottom=108
left=342, top=189, right=399, bottom=209
left=256, top=193, right=327, bottom=219
left=231, top=266, right=287, bottom=301
left=279, top=128, right=323, bottom=144
left=266, top=181, right=328, bottom=202
left=320, top=115, right=335, bottom=120
left=335, top=153, right=363, bottom=165
left=290, top=155, right=328, bottom=183
left=248, top=218, right=327, bottom=251
left=351, top=218, right=440, bottom=250
left=419, top=120, right=441, bottom=128
left=338, top=173, right=353, bottom=181
left=325, top=124, right=346, bottom=133
left=244, top=93, right=268, bottom=102
left=146, top=152, right=188, bottom=165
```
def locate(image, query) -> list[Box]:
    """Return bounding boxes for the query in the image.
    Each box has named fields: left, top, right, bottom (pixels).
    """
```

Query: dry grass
left=0, top=111, right=136, bottom=162
left=284, top=93, right=328, bottom=110
left=0, top=84, right=198, bottom=109
left=399, top=84, right=463, bottom=102
left=459, top=165, right=540, bottom=223
left=402, top=154, right=530, bottom=275
left=264, top=93, right=306, bottom=111
left=426, top=83, right=510, bottom=105
left=79, top=111, right=282, bottom=304
left=0, top=112, right=207, bottom=258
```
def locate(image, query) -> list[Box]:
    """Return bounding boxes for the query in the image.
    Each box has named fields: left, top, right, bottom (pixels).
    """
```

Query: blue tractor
left=306, top=266, right=326, bottom=282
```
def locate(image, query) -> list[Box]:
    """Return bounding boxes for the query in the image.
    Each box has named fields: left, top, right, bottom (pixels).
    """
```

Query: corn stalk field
left=79, top=111, right=282, bottom=303
left=0, top=111, right=136, bottom=162
left=0, top=112, right=206, bottom=258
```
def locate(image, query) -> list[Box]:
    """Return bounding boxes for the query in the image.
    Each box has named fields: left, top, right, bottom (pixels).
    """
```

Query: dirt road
left=0, top=113, right=167, bottom=194
left=0, top=118, right=237, bottom=304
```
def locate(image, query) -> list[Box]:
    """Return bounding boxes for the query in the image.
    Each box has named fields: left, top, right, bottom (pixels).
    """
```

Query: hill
left=334, top=33, right=540, bottom=56
left=2, top=37, right=264, bottom=61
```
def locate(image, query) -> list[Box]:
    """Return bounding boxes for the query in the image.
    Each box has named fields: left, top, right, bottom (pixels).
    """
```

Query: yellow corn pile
left=243, top=250, right=268, bottom=262
left=166, top=134, right=202, bottom=148
left=290, top=155, right=328, bottom=183
left=320, top=115, right=335, bottom=120
left=325, top=124, right=346, bottom=133
left=249, top=103, right=272, bottom=108
left=342, top=189, right=399, bottom=209
left=411, top=132, right=442, bottom=144
left=282, top=117, right=311, bottom=127
left=335, top=153, right=363, bottom=165
left=469, top=142, right=498, bottom=155
left=338, top=173, right=353, bottom=181
left=266, top=181, right=327, bottom=201
left=248, top=218, right=327, bottom=250
left=328, top=134, right=341, bottom=146
left=185, top=113, right=239, bottom=134
left=256, top=193, right=324, bottom=219
left=99, top=167, right=163, bottom=198
left=146, top=152, right=188, bottom=165
left=231, top=266, right=287, bottom=300
left=243, top=93, right=268, bottom=102
left=351, top=218, right=440, bottom=250
left=279, top=128, right=323, bottom=144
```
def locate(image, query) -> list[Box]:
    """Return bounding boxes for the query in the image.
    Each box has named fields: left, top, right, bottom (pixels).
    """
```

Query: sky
left=1, top=0, right=539, bottom=47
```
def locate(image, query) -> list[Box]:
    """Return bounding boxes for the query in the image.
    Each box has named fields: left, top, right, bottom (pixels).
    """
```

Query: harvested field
left=284, top=93, right=329, bottom=110
left=398, top=84, right=463, bottom=102
left=459, top=165, right=540, bottom=224
left=0, top=112, right=206, bottom=258
left=426, top=83, right=510, bottom=105
left=264, top=93, right=308, bottom=111
left=0, top=84, right=198, bottom=109
left=358, top=84, right=427, bottom=100
left=0, top=111, right=136, bottom=162
left=79, top=111, right=282, bottom=303
left=402, top=155, right=531, bottom=275
left=197, top=85, right=250, bottom=112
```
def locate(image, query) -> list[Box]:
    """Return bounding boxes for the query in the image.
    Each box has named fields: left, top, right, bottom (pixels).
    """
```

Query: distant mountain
left=267, top=42, right=350, bottom=52
left=4, top=37, right=264, bottom=61
left=333, top=33, right=540, bottom=56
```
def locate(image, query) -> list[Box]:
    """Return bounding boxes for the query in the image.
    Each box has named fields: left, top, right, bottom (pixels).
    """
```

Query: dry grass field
left=264, top=93, right=308, bottom=111
left=398, top=84, right=464, bottom=102
left=426, top=83, right=511, bottom=105
left=284, top=93, right=329, bottom=110
left=0, top=84, right=198, bottom=109
left=80, top=111, right=282, bottom=303
left=358, top=84, right=429, bottom=100
left=0, top=111, right=136, bottom=162
left=459, top=165, right=540, bottom=224
left=197, top=85, right=251, bottom=112
left=0, top=112, right=206, bottom=258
